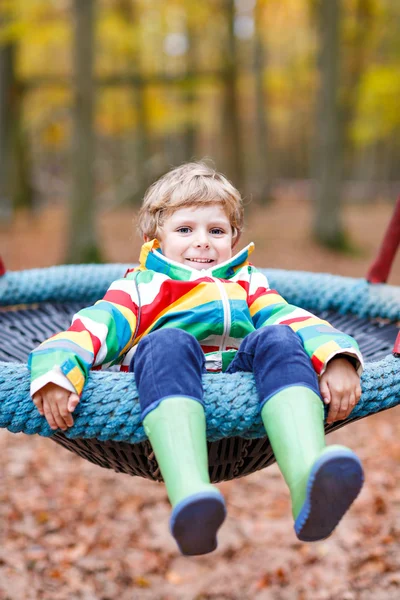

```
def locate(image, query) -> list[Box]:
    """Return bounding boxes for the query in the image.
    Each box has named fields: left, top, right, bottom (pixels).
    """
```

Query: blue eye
left=210, top=228, right=224, bottom=235
left=177, top=227, right=191, bottom=234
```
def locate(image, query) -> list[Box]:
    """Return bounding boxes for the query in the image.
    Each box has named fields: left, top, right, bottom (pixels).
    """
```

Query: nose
left=193, top=230, right=210, bottom=248
left=195, top=239, right=210, bottom=248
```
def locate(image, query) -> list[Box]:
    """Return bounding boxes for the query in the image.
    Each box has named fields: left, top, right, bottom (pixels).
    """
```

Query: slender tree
left=0, top=10, right=33, bottom=219
left=116, top=0, right=152, bottom=206
left=312, top=0, right=345, bottom=248
left=66, top=0, right=100, bottom=263
left=0, top=29, right=14, bottom=221
left=341, top=0, right=375, bottom=175
left=222, top=0, right=244, bottom=192
left=183, top=10, right=197, bottom=162
left=253, top=0, right=271, bottom=204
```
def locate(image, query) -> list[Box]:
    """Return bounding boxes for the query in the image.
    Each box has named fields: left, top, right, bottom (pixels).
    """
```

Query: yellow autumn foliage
left=0, top=0, right=399, bottom=151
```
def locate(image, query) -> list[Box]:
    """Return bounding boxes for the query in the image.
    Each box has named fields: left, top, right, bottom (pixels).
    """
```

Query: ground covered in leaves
left=1, top=196, right=400, bottom=599
left=1, top=416, right=400, bottom=600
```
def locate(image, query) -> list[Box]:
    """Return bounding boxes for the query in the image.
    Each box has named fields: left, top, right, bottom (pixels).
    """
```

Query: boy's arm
left=29, top=273, right=140, bottom=398
left=247, top=268, right=363, bottom=377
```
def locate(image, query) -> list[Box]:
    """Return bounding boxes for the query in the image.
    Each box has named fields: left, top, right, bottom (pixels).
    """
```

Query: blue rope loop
left=1, top=264, right=400, bottom=322
left=0, top=265, right=399, bottom=443
left=0, top=355, right=399, bottom=443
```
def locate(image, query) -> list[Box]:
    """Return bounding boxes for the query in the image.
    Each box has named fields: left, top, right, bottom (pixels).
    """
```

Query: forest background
left=1, top=0, right=400, bottom=266
left=1, top=1, right=400, bottom=599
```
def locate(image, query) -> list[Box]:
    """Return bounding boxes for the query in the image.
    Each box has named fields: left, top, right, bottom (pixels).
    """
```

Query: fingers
left=342, top=384, right=362, bottom=419
left=327, top=396, right=340, bottom=424
left=326, top=382, right=345, bottom=424
left=32, top=393, right=44, bottom=416
left=58, top=400, right=75, bottom=429
left=36, top=389, right=80, bottom=431
left=319, top=379, right=331, bottom=405
left=57, top=392, right=81, bottom=428
left=336, top=394, right=349, bottom=422
left=347, top=392, right=357, bottom=414
left=327, top=386, right=361, bottom=424
left=43, top=398, right=59, bottom=431
left=67, top=394, right=80, bottom=413
left=52, top=401, right=71, bottom=431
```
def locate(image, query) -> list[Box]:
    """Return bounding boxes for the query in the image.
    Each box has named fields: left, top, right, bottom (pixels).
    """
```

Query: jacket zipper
left=213, top=277, right=231, bottom=352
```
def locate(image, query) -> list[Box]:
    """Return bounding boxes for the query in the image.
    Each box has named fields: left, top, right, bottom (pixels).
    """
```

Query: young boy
left=29, top=162, right=364, bottom=556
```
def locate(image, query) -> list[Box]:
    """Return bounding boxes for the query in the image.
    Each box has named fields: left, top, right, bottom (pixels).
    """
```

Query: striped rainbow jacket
left=29, top=240, right=363, bottom=397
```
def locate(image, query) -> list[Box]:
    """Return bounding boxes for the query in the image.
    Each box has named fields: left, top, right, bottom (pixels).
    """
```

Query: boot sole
left=170, top=492, right=226, bottom=556
left=294, top=448, right=364, bottom=542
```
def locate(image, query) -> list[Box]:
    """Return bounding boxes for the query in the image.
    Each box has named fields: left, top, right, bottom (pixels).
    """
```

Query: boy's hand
left=32, top=383, right=80, bottom=431
left=319, top=357, right=362, bottom=425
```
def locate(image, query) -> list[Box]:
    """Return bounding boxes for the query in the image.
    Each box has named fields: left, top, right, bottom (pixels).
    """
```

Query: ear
left=232, top=232, right=240, bottom=250
left=143, top=234, right=151, bottom=242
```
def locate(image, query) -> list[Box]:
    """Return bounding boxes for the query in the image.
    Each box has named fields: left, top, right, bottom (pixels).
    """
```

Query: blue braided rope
left=0, top=264, right=129, bottom=307
left=1, top=264, right=400, bottom=321
left=0, top=265, right=399, bottom=442
left=0, top=356, right=399, bottom=442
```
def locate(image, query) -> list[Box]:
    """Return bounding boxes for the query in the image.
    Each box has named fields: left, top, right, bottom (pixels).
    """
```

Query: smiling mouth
left=185, top=258, right=214, bottom=264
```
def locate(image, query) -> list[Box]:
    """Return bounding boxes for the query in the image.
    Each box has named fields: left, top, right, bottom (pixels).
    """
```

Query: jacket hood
left=138, top=239, right=255, bottom=280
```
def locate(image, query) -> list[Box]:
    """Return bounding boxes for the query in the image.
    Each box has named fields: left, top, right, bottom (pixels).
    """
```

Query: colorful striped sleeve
left=28, top=274, right=139, bottom=395
left=247, top=268, right=363, bottom=376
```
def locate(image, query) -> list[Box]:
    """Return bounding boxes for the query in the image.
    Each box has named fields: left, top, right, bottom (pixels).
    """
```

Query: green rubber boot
left=261, top=386, right=364, bottom=541
left=143, top=397, right=226, bottom=555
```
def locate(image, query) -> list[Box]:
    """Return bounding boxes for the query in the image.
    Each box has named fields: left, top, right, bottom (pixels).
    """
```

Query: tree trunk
left=183, top=16, right=197, bottom=162
left=253, top=3, right=271, bottom=205
left=341, top=0, right=375, bottom=179
left=132, top=80, right=151, bottom=200
left=117, top=0, right=153, bottom=206
left=66, top=0, right=100, bottom=263
left=312, top=0, right=345, bottom=248
left=222, top=0, right=244, bottom=192
left=0, top=30, right=33, bottom=220
left=0, top=37, right=14, bottom=221
left=11, top=84, right=33, bottom=212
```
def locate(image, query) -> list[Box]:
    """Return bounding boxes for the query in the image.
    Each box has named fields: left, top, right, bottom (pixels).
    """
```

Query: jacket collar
left=138, top=239, right=255, bottom=281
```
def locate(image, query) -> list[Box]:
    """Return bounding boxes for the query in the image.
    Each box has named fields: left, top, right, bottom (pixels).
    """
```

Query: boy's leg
left=131, top=328, right=225, bottom=555
left=227, top=326, right=363, bottom=541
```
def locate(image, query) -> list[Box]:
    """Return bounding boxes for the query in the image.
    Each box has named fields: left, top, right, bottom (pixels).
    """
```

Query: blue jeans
left=130, top=326, right=321, bottom=419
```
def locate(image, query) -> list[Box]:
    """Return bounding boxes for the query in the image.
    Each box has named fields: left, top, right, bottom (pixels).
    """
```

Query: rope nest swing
left=1, top=259, right=399, bottom=483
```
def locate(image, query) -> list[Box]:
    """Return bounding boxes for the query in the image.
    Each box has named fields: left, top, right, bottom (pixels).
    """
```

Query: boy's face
left=154, top=204, right=234, bottom=270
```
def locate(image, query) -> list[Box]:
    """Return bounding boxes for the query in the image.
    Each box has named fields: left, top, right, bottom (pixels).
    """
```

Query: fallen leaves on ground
left=1, top=408, right=400, bottom=600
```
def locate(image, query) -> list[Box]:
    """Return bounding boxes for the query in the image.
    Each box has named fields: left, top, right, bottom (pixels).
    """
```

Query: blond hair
left=137, top=162, right=244, bottom=245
